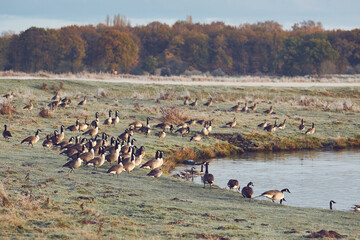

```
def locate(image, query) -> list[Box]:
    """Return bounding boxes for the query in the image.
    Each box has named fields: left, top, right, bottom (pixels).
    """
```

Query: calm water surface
left=173, top=150, right=360, bottom=211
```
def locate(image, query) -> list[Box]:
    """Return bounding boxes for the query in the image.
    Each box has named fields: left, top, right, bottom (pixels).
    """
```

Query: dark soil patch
left=304, top=229, right=346, bottom=238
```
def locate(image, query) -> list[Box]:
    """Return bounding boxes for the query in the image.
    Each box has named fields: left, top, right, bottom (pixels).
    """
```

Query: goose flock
left=1, top=89, right=358, bottom=213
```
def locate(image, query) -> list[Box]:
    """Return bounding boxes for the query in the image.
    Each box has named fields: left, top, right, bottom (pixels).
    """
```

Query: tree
left=96, top=30, right=138, bottom=73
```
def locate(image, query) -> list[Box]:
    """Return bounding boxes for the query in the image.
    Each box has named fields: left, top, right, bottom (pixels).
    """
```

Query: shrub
left=160, top=106, right=189, bottom=124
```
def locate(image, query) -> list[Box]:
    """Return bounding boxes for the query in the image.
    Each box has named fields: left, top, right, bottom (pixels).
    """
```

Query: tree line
left=0, top=19, right=360, bottom=76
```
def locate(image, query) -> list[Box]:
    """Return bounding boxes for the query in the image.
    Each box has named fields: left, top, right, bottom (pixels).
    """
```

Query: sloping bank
left=163, top=133, right=360, bottom=172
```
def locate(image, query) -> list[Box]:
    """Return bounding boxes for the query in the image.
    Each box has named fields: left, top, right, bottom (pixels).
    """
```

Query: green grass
left=0, top=78, right=359, bottom=239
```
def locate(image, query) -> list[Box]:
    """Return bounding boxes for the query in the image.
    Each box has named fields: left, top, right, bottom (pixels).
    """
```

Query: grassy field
left=0, top=78, right=359, bottom=239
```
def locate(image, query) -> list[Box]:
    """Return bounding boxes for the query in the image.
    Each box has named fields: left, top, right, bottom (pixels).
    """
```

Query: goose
left=227, top=179, right=240, bottom=191
left=256, top=188, right=290, bottom=204
left=135, top=146, right=146, bottom=158
left=257, top=120, right=268, bottom=130
left=82, top=122, right=98, bottom=137
left=147, top=168, right=162, bottom=180
left=23, top=100, right=34, bottom=112
left=155, top=131, right=166, bottom=139
left=123, top=154, right=136, bottom=173
left=21, top=129, right=41, bottom=147
left=329, top=200, right=336, bottom=210
left=248, top=103, right=257, bottom=111
left=78, top=96, right=87, bottom=106
left=206, top=120, right=213, bottom=133
left=90, top=112, right=99, bottom=128
left=121, top=138, right=136, bottom=154
left=51, top=91, right=60, bottom=101
left=241, top=182, right=254, bottom=198
left=201, top=124, right=209, bottom=136
left=241, top=103, right=248, bottom=112
left=184, top=96, right=190, bottom=105
left=57, top=136, right=75, bottom=149
left=305, top=123, right=315, bottom=135
left=3, top=124, right=12, bottom=140
left=79, top=118, right=89, bottom=131
left=196, top=119, right=206, bottom=126
left=107, top=156, right=123, bottom=177
left=105, top=142, right=121, bottom=164
left=190, top=133, right=202, bottom=142
left=154, top=122, right=174, bottom=132
left=277, top=119, right=287, bottom=130
left=177, top=122, right=188, bottom=129
left=118, top=129, right=130, bottom=142
left=3, top=92, right=15, bottom=99
left=189, top=98, right=198, bottom=107
left=63, top=155, right=83, bottom=173
left=79, top=146, right=95, bottom=164
left=175, top=126, right=190, bottom=136
left=66, top=119, right=80, bottom=132
left=52, top=125, right=65, bottom=144
left=204, top=97, right=213, bottom=107
left=201, top=161, right=214, bottom=188
left=185, top=119, right=197, bottom=126
left=103, top=110, right=113, bottom=125
left=299, top=119, right=305, bottom=131
left=140, top=150, right=163, bottom=169
left=139, top=117, right=151, bottom=135
left=264, top=120, right=277, bottom=133
left=129, top=119, right=143, bottom=130
left=225, top=117, right=237, bottom=128
left=63, top=144, right=87, bottom=158
left=134, top=152, right=143, bottom=167
left=112, top=110, right=120, bottom=125
left=42, top=135, right=53, bottom=148
left=87, top=147, right=105, bottom=169
left=231, top=102, right=241, bottom=112
left=263, top=106, right=273, bottom=115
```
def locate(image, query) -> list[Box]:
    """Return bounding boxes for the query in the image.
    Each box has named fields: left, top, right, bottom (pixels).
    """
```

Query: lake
left=173, top=150, right=360, bottom=211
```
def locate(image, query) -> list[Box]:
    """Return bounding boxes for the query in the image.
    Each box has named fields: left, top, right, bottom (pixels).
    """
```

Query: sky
left=1, top=0, right=360, bottom=34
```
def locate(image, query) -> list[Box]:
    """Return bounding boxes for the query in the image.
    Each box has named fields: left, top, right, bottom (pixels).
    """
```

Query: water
left=173, top=150, right=360, bottom=211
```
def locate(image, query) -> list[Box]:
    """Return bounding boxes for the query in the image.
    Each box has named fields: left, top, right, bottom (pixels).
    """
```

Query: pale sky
left=1, top=0, right=359, bottom=34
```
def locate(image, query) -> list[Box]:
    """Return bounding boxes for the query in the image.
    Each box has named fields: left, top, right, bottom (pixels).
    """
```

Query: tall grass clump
left=0, top=100, right=16, bottom=115
left=0, top=184, right=11, bottom=207
left=160, top=106, right=189, bottom=124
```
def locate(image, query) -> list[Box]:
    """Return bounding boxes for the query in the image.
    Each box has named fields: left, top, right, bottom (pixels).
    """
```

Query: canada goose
left=21, top=129, right=41, bottom=147
left=23, top=99, right=34, bottom=112
left=175, top=126, right=190, bottom=136
left=52, top=125, right=65, bottom=144
left=147, top=168, right=163, bottom=180
left=248, top=103, right=257, bottom=111
left=42, top=135, right=53, bottom=148
left=103, top=110, right=113, bottom=125
left=257, top=120, right=268, bottom=130
left=201, top=161, right=214, bottom=188
left=107, top=156, right=123, bottom=177
left=264, top=106, right=273, bottom=115
left=329, top=200, right=336, bottom=210
left=206, top=120, right=213, bottom=133
left=154, top=122, right=174, bottom=132
left=196, top=119, right=206, bottom=126
left=87, top=147, right=105, bottom=169
left=59, top=97, right=71, bottom=108
left=201, top=124, right=209, bottom=136
left=66, top=119, right=80, bottom=132
left=63, top=143, right=86, bottom=158
left=264, top=120, right=277, bottom=133
left=227, top=179, right=240, bottom=191
left=121, top=138, right=136, bottom=154
left=177, top=122, right=188, bottom=129
left=63, top=155, right=83, bottom=173
left=112, top=110, right=120, bottom=125
left=256, top=188, right=290, bottom=204
left=185, top=119, right=197, bottom=126
left=135, top=145, right=146, bottom=158
left=51, top=91, right=60, bottom=101
left=305, top=123, right=315, bottom=135
left=184, top=96, right=190, bottom=105
left=225, top=117, right=237, bottom=128
left=79, top=118, right=89, bottom=131
left=190, top=133, right=202, bottom=142
left=277, top=119, right=287, bottom=130
left=129, top=119, right=143, bottom=130
left=79, top=146, right=95, bottom=163
left=3, top=124, right=12, bottom=140
left=189, top=98, right=198, bottom=107
left=299, top=119, right=305, bottom=131
left=78, top=96, right=87, bottom=106
left=139, top=117, right=151, bottom=135
left=231, top=102, right=241, bottom=112
left=90, top=112, right=99, bottom=128
left=241, top=103, right=248, bottom=112
left=123, top=154, right=136, bottom=173
left=57, top=136, right=75, bottom=149
left=105, top=142, right=120, bottom=164
left=83, top=122, right=98, bottom=137
left=204, top=97, right=213, bottom=107
left=241, top=182, right=254, bottom=198
left=140, top=150, right=163, bottom=169
left=155, top=131, right=166, bottom=139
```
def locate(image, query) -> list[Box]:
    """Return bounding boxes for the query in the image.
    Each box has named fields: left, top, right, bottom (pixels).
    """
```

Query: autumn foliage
left=1, top=19, right=360, bottom=76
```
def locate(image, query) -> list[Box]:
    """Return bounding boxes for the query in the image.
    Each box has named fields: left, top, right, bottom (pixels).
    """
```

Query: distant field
left=0, top=76, right=359, bottom=239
